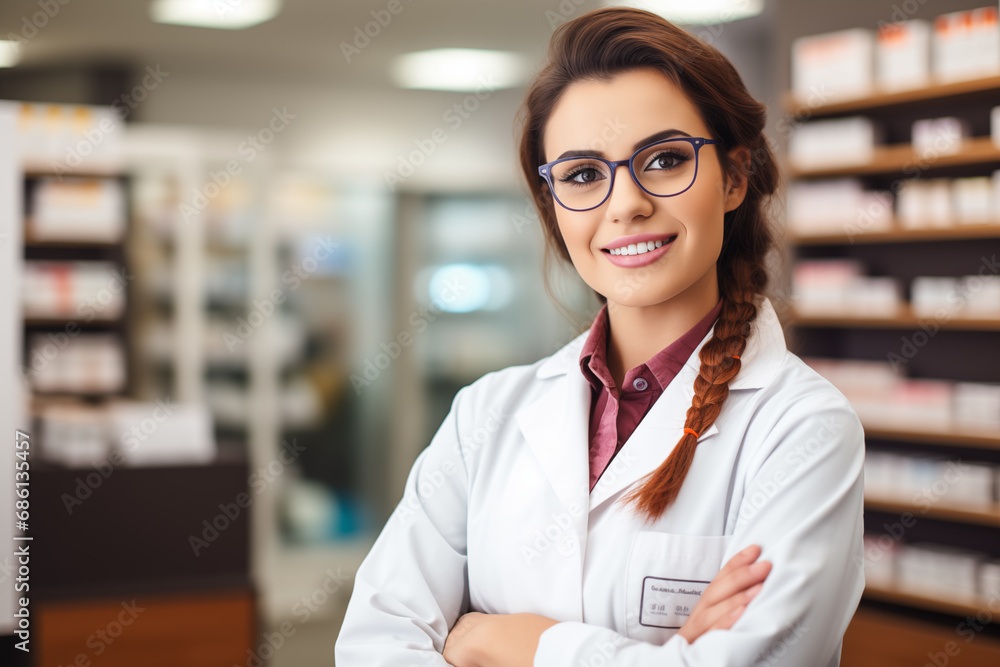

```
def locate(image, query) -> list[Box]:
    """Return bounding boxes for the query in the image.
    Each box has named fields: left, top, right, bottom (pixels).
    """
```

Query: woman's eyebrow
left=554, top=128, right=693, bottom=160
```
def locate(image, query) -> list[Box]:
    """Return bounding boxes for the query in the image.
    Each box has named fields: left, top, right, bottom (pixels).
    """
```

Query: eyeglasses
left=538, top=136, right=719, bottom=212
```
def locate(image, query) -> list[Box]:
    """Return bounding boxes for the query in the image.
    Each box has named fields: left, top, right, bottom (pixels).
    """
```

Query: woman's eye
left=645, top=151, right=688, bottom=171
left=563, top=167, right=605, bottom=185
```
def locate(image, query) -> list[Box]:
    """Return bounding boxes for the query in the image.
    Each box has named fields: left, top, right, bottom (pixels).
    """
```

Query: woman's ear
left=723, top=145, right=751, bottom=213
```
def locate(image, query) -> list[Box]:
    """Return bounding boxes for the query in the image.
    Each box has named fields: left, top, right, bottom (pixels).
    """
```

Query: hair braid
left=619, top=255, right=764, bottom=523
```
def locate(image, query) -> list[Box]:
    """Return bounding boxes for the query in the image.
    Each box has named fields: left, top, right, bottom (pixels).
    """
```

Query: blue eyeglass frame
left=537, top=136, right=720, bottom=212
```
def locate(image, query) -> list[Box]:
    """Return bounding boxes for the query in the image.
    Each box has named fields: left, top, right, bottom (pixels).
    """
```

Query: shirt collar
left=578, top=298, right=724, bottom=393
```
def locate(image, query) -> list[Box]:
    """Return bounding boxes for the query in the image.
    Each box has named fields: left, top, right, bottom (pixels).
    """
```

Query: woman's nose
left=605, top=164, right=654, bottom=223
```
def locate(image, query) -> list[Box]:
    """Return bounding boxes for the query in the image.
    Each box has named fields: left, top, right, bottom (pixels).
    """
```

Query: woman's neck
left=605, top=279, right=720, bottom=390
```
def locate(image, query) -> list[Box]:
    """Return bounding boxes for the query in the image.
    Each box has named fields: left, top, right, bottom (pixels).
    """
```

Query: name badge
left=639, top=576, right=710, bottom=629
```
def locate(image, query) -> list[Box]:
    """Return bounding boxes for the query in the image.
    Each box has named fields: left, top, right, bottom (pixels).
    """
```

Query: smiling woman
left=334, top=7, right=866, bottom=667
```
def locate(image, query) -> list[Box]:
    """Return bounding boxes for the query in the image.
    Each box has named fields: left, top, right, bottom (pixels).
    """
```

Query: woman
left=334, top=7, right=865, bottom=667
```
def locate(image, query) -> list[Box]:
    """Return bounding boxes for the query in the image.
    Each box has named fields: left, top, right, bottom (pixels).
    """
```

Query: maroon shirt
left=578, top=299, right=724, bottom=491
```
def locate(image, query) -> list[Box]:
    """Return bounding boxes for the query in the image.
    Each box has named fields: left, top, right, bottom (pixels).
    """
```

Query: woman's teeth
left=608, top=239, right=668, bottom=256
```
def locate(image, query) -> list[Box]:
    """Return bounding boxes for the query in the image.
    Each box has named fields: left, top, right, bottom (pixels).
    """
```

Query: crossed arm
left=442, top=545, right=772, bottom=667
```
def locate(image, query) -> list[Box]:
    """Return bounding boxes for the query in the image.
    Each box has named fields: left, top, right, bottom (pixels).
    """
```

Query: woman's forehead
left=543, top=69, right=707, bottom=160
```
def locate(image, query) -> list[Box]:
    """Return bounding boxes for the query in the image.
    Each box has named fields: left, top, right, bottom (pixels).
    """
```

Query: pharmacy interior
left=1, top=1, right=1000, bottom=666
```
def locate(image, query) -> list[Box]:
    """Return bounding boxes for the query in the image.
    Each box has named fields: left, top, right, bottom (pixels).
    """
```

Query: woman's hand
left=443, top=612, right=559, bottom=667
left=676, top=544, right=771, bottom=645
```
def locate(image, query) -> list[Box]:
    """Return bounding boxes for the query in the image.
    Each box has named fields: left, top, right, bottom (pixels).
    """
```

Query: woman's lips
left=602, top=234, right=677, bottom=268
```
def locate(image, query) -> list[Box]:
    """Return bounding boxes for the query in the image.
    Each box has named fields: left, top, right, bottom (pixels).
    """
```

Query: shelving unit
left=782, top=72, right=1000, bottom=651
left=0, top=104, right=258, bottom=665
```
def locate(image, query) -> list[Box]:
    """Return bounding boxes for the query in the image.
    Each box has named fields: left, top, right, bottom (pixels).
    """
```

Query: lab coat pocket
left=624, top=531, right=732, bottom=644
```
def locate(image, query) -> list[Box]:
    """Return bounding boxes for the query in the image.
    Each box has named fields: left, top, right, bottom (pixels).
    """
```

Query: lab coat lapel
left=587, top=295, right=785, bottom=511
left=516, top=365, right=592, bottom=517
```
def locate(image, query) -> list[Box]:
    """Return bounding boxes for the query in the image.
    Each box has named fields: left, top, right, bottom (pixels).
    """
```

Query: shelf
left=788, top=306, right=1000, bottom=331
left=865, top=495, right=1000, bottom=527
left=787, top=137, right=1000, bottom=178
left=23, top=161, right=124, bottom=179
left=863, top=424, right=1000, bottom=450
left=784, top=74, right=1000, bottom=117
left=24, top=317, right=122, bottom=328
left=787, top=223, right=1000, bottom=245
left=863, top=582, right=987, bottom=617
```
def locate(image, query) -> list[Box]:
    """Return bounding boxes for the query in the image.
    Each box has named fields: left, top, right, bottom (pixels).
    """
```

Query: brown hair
left=516, top=7, right=779, bottom=523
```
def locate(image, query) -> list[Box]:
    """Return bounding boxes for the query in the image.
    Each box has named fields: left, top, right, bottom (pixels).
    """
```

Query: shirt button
left=632, top=378, right=648, bottom=391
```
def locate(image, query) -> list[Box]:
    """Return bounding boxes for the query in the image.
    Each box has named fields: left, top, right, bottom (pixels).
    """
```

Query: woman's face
left=542, top=67, right=748, bottom=312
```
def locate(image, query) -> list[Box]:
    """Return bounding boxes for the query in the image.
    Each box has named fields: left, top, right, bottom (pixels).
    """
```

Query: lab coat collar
left=535, top=294, right=784, bottom=391
left=519, top=295, right=787, bottom=514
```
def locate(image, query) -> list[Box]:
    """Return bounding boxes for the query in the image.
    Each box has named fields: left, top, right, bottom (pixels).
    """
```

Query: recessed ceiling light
left=0, top=40, right=21, bottom=68
left=603, top=0, right=764, bottom=25
left=150, top=0, right=281, bottom=30
left=392, top=49, right=528, bottom=92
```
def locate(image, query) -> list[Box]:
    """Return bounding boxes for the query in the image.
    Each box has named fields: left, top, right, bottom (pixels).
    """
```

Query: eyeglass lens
left=548, top=139, right=699, bottom=210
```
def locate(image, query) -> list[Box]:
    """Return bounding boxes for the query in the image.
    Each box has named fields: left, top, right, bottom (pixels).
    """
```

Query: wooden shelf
left=865, top=495, right=1000, bottom=527
left=24, top=317, right=121, bottom=328
left=787, top=136, right=1000, bottom=178
left=789, top=305, right=1000, bottom=331
left=23, top=161, right=124, bottom=180
left=863, top=582, right=987, bottom=617
left=787, top=222, right=1000, bottom=245
left=784, top=74, right=1000, bottom=117
left=863, top=424, right=1000, bottom=450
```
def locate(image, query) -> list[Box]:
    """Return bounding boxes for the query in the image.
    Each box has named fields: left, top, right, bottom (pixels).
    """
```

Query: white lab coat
left=334, top=295, right=865, bottom=667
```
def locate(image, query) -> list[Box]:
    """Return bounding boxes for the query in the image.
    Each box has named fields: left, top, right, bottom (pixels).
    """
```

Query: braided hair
left=516, top=7, right=779, bottom=523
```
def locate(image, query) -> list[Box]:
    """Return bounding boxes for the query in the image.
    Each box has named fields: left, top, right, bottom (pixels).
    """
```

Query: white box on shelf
left=106, top=401, right=216, bottom=466
left=932, top=7, right=1000, bottom=82
left=27, top=333, right=126, bottom=394
left=788, top=117, right=878, bottom=170
left=911, top=276, right=962, bottom=317
left=16, top=103, right=123, bottom=172
left=863, top=534, right=897, bottom=587
left=952, top=177, right=995, bottom=224
left=897, top=179, right=953, bottom=228
left=876, top=20, right=931, bottom=91
left=791, top=28, right=874, bottom=102
left=38, top=402, right=110, bottom=467
left=911, top=117, right=968, bottom=157
left=21, top=261, right=126, bottom=321
left=982, top=561, right=1000, bottom=600
left=786, top=180, right=893, bottom=236
left=992, top=106, right=1000, bottom=148
left=958, top=274, right=1000, bottom=317
left=846, top=276, right=901, bottom=316
left=939, top=462, right=996, bottom=506
left=791, top=259, right=865, bottom=314
left=953, top=383, right=1000, bottom=429
left=887, top=380, right=953, bottom=431
left=898, top=543, right=982, bottom=599
left=29, top=177, right=126, bottom=243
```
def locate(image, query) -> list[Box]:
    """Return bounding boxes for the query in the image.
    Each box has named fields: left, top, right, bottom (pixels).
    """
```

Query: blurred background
left=2, top=0, right=1000, bottom=665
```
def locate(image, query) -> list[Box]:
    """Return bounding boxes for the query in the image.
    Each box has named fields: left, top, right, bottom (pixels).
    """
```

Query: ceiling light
left=392, top=49, right=528, bottom=92
left=150, top=0, right=281, bottom=30
left=603, top=0, right=764, bottom=25
left=0, top=40, right=21, bottom=68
